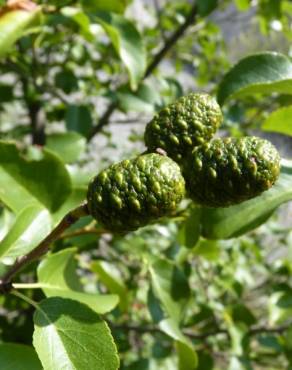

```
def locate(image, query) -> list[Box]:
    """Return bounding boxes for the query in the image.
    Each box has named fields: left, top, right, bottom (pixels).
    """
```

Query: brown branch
left=87, top=2, right=198, bottom=141
left=144, top=2, right=197, bottom=78
left=248, top=322, right=292, bottom=336
left=16, top=40, right=46, bottom=146
left=110, top=321, right=291, bottom=340
left=0, top=203, right=89, bottom=294
left=87, top=101, right=117, bottom=141
left=110, top=322, right=228, bottom=340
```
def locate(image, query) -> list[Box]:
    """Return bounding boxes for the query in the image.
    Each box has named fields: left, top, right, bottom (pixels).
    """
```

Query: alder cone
left=183, top=136, right=280, bottom=207
left=144, top=93, right=222, bottom=162
left=87, top=153, right=185, bottom=232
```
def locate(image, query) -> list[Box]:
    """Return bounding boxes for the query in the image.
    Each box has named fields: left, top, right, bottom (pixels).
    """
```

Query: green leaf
left=46, top=132, right=86, bottom=163
left=159, top=318, right=198, bottom=370
left=0, top=343, right=42, bottom=370
left=52, top=187, right=86, bottom=224
left=81, top=0, right=130, bottom=14
left=33, top=297, right=119, bottom=370
left=197, top=0, right=218, bottom=16
left=0, top=141, right=71, bottom=213
left=0, top=83, right=13, bottom=103
left=234, top=0, right=250, bottom=11
left=178, top=206, right=201, bottom=249
left=65, top=105, right=93, bottom=137
left=193, top=239, right=220, bottom=261
left=262, top=106, right=292, bottom=136
left=54, top=69, right=78, bottom=94
left=94, top=12, right=146, bottom=90
left=92, top=260, right=128, bottom=311
left=38, top=248, right=119, bottom=314
left=269, top=291, right=292, bottom=324
left=0, top=205, right=51, bottom=261
left=61, top=7, right=94, bottom=41
left=149, top=258, right=190, bottom=323
left=0, top=5, right=41, bottom=58
left=217, top=52, right=292, bottom=105
left=202, top=160, right=292, bottom=239
left=117, top=82, right=161, bottom=113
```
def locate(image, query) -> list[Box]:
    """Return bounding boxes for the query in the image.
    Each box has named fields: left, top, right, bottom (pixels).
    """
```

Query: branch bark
left=87, top=2, right=198, bottom=141
left=0, top=203, right=89, bottom=294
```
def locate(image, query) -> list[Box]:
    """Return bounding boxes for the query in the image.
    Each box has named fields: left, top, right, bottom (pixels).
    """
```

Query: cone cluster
left=87, top=93, right=280, bottom=232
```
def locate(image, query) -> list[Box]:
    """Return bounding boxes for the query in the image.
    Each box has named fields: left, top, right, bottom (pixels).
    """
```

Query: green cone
left=87, top=153, right=185, bottom=232
left=144, top=93, right=222, bottom=162
left=183, top=136, right=280, bottom=207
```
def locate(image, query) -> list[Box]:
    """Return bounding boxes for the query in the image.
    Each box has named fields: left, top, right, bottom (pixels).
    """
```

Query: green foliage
left=262, top=106, right=292, bottom=136
left=0, top=141, right=71, bottom=213
left=81, top=0, right=130, bottom=14
left=37, top=248, right=119, bottom=314
left=197, top=0, right=218, bottom=17
left=65, top=105, right=93, bottom=137
left=0, top=4, right=41, bottom=58
left=148, top=258, right=197, bottom=369
left=46, top=132, right=86, bottom=163
left=93, top=12, right=146, bottom=90
left=0, top=343, right=41, bottom=370
left=0, top=205, right=51, bottom=260
left=33, top=297, right=119, bottom=370
left=217, top=52, right=292, bottom=105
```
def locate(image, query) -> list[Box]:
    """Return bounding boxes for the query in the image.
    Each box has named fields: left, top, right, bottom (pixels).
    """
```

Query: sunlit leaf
left=0, top=2, right=42, bottom=58
left=46, top=132, right=86, bottom=163
left=234, top=0, right=250, bottom=11
left=0, top=141, right=71, bottom=213
left=149, top=258, right=190, bottom=323
left=38, top=248, right=119, bottom=314
left=262, top=106, right=292, bottom=136
left=159, top=318, right=198, bottom=370
left=33, top=297, right=119, bottom=370
left=217, top=52, right=292, bottom=105
left=94, top=12, right=146, bottom=90
left=81, top=0, right=130, bottom=14
left=52, top=187, right=87, bottom=224
left=92, top=260, right=128, bottom=311
left=0, top=205, right=51, bottom=261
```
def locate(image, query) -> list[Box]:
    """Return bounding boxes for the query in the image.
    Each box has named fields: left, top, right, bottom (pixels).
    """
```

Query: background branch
left=87, top=2, right=198, bottom=141
left=110, top=321, right=292, bottom=340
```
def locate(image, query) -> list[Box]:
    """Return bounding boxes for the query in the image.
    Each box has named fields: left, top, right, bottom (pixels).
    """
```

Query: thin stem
left=59, top=227, right=107, bottom=240
left=87, top=101, right=117, bottom=141
left=249, top=322, right=292, bottom=335
left=0, top=203, right=89, bottom=293
left=11, top=290, right=39, bottom=310
left=87, top=1, right=198, bottom=141
left=12, top=283, right=43, bottom=289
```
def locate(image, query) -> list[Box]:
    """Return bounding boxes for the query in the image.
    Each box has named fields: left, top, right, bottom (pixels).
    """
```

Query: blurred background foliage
left=0, top=0, right=292, bottom=369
